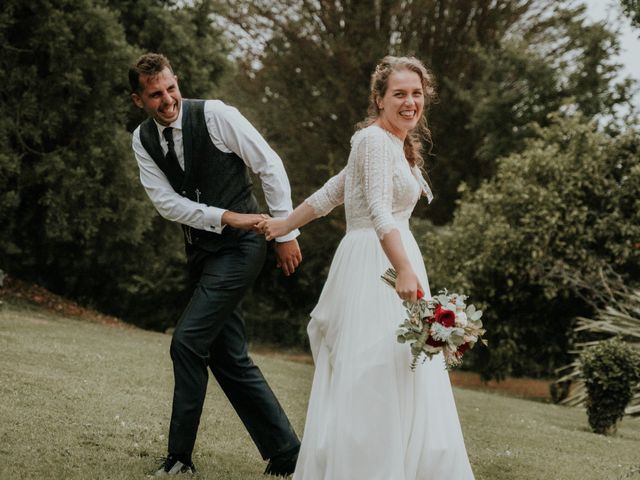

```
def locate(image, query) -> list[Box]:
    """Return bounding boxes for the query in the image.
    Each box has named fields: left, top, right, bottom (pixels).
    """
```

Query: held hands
left=224, top=212, right=301, bottom=276
left=256, top=216, right=300, bottom=275
left=256, top=217, right=293, bottom=241
left=221, top=211, right=267, bottom=233
left=222, top=212, right=295, bottom=241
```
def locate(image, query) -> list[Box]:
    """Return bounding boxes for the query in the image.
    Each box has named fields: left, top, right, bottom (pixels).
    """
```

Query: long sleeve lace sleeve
left=359, top=129, right=396, bottom=239
left=305, top=167, right=346, bottom=217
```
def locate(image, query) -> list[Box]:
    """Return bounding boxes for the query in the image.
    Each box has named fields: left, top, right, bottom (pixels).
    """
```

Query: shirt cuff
left=204, top=206, right=227, bottom=234
left=275, top=229, right=300, bottom=243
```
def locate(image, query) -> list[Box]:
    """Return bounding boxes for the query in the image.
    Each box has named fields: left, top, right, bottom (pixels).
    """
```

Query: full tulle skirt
left=293, top=226, right=474, bottom=480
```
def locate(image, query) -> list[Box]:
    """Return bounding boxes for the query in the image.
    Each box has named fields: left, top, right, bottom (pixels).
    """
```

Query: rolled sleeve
left=204, top=100, right=300, bottom=242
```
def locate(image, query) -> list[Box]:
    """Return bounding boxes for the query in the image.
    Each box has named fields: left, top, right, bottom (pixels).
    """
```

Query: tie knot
left=163, top=127, right=174, bottom=146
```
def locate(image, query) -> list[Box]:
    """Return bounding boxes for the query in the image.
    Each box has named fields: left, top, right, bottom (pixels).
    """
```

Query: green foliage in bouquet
left=581, top=338, right=640, bottom=435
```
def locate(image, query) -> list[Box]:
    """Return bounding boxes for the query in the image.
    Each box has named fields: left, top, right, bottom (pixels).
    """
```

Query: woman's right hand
left=394, top=268, right=423, bottom=302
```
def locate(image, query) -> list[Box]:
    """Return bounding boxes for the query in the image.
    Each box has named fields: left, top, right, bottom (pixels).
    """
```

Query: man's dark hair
left=129, top=53, right=174, bottom=93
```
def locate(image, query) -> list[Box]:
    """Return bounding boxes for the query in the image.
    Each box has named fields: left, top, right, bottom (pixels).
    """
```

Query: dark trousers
left=167, top=230, right=300, bottom=459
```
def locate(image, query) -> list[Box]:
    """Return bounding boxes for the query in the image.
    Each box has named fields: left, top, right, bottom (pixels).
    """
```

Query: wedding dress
left=293, top=125, right=474, bottom=480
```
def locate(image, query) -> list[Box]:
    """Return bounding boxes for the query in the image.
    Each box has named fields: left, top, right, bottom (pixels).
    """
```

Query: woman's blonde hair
left=357, top=56, right=436, bottom=168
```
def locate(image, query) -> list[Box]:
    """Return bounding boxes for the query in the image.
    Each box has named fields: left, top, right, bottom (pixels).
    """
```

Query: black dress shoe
left=264, top=444, right=300, bottom=477
left=151, top=454, right=196, bottom=476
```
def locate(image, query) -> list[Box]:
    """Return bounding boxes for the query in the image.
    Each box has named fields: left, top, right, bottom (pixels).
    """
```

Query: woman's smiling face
left=376, top=69, right=424, bottom=140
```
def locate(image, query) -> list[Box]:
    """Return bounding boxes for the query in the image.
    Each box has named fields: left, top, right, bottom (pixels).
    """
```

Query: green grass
left=1, top=302, right=639, bottom=480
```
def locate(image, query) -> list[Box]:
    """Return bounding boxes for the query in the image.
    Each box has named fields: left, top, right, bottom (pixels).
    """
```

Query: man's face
left=131, top=67, right=181, bottom=126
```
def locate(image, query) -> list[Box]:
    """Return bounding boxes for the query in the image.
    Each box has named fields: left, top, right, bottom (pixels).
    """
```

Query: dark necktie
left=163, top=127, right=183, bottom=173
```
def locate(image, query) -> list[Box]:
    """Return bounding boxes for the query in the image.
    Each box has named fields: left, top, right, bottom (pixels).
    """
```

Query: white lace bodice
left=306, top=125, right=433, bottom=239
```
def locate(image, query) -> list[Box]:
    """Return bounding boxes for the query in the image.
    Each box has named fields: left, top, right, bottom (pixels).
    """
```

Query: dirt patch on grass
left=0, top=274, right=128, bottom=328
left=450, top=370, right=551, bottom=402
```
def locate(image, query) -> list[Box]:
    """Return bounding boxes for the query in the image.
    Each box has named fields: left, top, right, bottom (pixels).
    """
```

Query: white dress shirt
left=132, top=99, right=299, bottom=242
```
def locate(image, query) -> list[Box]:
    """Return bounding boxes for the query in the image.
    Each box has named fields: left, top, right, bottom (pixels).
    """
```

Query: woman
left=259, top=56, right=474, bottom=480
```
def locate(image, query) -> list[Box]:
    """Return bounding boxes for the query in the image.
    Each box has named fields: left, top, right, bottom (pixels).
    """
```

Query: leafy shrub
left=421, top=116, right=640, bottom=379
left=581, top=338, right=640, bottom=434
left=553, top=284, right=640, bottom=415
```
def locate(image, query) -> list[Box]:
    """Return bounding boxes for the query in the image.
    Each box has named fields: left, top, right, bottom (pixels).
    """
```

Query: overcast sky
left=583, top=0, right=640, bottom=107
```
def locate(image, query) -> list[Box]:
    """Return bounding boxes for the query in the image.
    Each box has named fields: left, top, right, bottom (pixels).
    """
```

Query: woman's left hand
left=257, top=218, right=292, bottom=241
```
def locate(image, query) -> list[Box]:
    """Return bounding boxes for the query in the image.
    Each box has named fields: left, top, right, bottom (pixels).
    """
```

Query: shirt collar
left=154, top=102, right=183, bottom=138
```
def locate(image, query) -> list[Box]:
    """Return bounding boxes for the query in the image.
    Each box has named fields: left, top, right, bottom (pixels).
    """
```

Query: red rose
left=426, top=336, right=445, bottom=348
left=434, top=305, right=456, bottom=328
left=457, top=343, right=470, bottom=356
left=417, top=290, right=424, bottom=300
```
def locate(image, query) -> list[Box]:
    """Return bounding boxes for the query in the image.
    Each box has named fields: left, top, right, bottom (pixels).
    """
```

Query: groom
left=129, top=53, right=301, bottom=476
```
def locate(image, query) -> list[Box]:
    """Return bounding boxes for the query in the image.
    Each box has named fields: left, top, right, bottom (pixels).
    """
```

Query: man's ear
left=131, top=92, right=144, bottom=109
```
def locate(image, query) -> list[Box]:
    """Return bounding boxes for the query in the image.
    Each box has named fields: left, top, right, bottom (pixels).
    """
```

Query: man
left=129, top=53, right=301, bottom=476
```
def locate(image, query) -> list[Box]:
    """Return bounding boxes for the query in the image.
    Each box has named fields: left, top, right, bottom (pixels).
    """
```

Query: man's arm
left=132, top=127, right=263, bottom=232
left=204, top=100, right=302, bottom=273
left=132, top=127, right=227, bottom=232
left=203, top=101, right=301, bottom=242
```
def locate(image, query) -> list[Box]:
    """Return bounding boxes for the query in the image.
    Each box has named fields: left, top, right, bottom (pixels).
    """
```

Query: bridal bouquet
left=381, top=268, right=487, bottom=370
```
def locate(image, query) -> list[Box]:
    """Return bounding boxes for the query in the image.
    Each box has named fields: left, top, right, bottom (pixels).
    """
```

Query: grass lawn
left=1, top=302, right=639, bottom=480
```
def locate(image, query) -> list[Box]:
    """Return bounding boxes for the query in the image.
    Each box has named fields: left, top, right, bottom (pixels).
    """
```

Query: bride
left=259, top=56, right=474, bottom=480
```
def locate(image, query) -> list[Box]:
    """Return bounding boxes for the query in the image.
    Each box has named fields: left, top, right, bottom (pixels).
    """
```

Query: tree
left=621, top=0, right=640, bottom=28
left=222, top=0, right=633, bottom=223
left=421, top=115, right=640, bottom=379
left=0, top=0, right=230, bottom=330
left=1, top=0, right=145, bottom=298
left=108, top=0, right=230, bottom=129
left=215, top=0, right=635, bottom=348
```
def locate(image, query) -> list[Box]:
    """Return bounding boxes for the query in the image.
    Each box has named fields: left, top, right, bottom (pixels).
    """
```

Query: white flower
left=444, top=302, right=457, bottom=313
left=431, top=322, right=452, bottom=341
left=456, top=311, right=468, bottom=327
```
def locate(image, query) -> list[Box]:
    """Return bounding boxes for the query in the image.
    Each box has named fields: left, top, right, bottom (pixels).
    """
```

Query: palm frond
left=555, top=288, right=640, bottom=416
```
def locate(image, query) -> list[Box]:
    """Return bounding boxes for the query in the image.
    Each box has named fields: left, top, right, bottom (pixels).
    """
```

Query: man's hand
left=222, top=211, right=266, bottom=232
left=274, top=239, right=302, bottom=276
